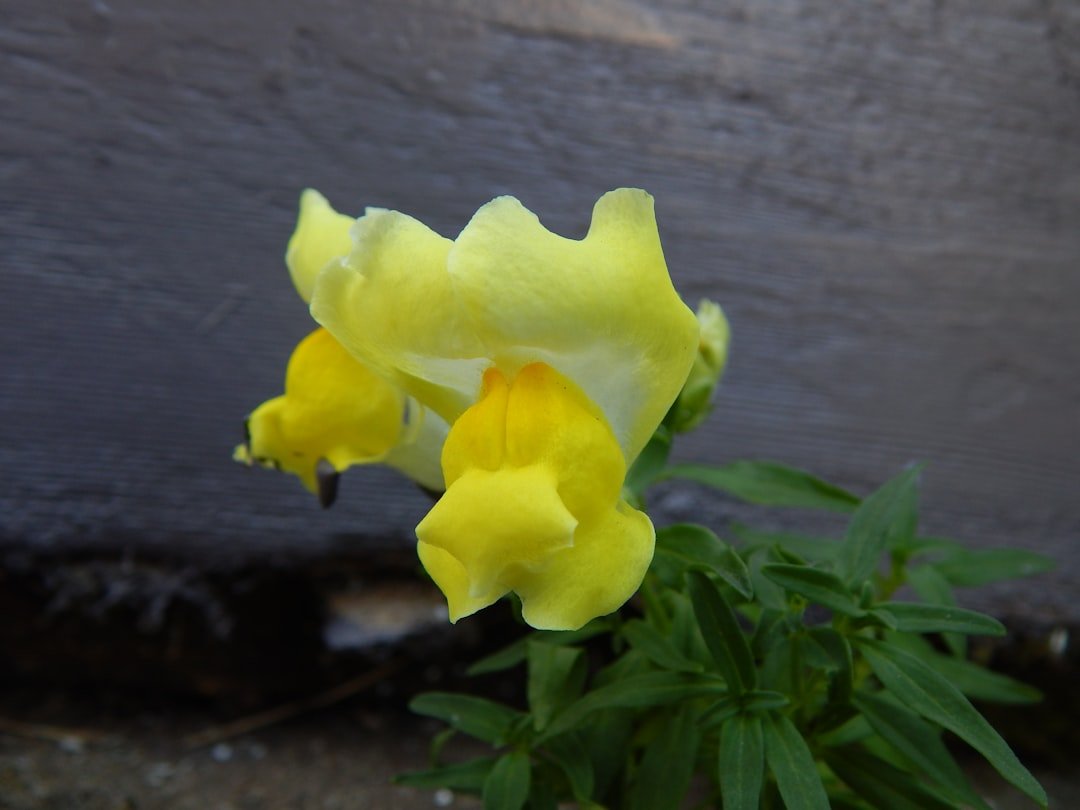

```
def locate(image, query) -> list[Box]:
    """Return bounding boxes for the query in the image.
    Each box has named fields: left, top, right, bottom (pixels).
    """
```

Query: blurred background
left=1, top=0, right=1078, bottom=807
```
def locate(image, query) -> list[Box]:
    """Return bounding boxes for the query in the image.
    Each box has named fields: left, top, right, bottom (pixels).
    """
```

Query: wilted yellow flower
left=311, top=189, right=699, bottom=628
left=670, top=299, right=730, bottom=433
left=236, top=191, right=446, bottom=505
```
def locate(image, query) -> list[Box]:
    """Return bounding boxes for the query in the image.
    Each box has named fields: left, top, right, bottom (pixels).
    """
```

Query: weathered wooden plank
left=0, top=0, right=1077, bottom=625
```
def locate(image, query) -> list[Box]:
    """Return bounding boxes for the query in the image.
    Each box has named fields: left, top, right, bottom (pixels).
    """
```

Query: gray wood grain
left=2, top=0, right=1078, bottom=619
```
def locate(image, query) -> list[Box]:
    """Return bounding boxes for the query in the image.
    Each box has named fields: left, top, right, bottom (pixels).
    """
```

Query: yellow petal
left=517, top=500, right=655, bottom=631
left=416, top=465, right=577, bottom=602
left=448, top=188, right=699, bottom=460
left=381, top=401, right=449, bottom=493
left=311, top=189, right=699, bottom=463
left=415, top=362, right=654, bottom=630
left=285, top=189, right=355, bottom=303
left=416, top=541, right=507, bottom=623
left=502, top=363, right=624, bottom=520
left=310, top=208, right=486, bottom=422
left=243, top=327, right=406, bottom=492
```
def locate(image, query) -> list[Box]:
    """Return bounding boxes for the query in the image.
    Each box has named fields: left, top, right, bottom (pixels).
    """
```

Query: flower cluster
left=238, top=188, right=727, bottom=629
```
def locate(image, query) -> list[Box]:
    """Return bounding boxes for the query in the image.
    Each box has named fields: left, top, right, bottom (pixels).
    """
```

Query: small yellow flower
left=236, top=191, right=446, bottom=504
left=670, top=299, right=730, bottom=433
left=311, top=189, right=699, bottom=628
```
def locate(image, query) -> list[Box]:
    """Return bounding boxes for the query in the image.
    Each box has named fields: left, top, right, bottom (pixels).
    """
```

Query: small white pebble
left=433, top=788, right=454, bottom=807
left=57, top=736, right=84, bottom=754
left=1049, top=627, right=1069, bottom=657
left=211, top=742, right=233, bottom=762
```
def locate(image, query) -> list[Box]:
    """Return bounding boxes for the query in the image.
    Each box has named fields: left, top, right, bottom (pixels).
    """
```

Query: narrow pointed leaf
left=395, top=755, right=499, bottom=790
left=856, top=638, right=1047, bottom=806
left=622, top=619, right=704, bottom=673
left=540, top=671, right=719, bottom=741
left=825, top=745, right=958, bottom=810
left=483, top=751, right=531, bottom=810
left=762, top=712, right=831, bottom=810
left=876, top=602, right=1005, bottom=636
left=540, top=732, right=594, bottom=800
left=719, top=713, right=764, bottom=810
left=630, top=707, right=700, bottom=810
left=468, top=639, right=528, bottom=676
left=409, top=693, right=522, bottom=745
left=662, top=460, right=860, bottom=512
left=760, top=563, right=864, bottom=617
left=466, top=621, right=609, bottom=676
left=733, top=524, right=842, bottom=562
left=855, top=691, right=987, bottom=809
left=687, top=570, right=756, bottom=693
left=934, top=548, right=1055, bottom=587
left=809, top=627, right=853, bottom=706
left=527, top=641, right=587, bottom=731
left=840, top=466, right=920, bottom=584
left=891, top=634, right=1042, bottom=704
left=655, top=524, right=753, bottom=598
left=907, top=564, right=965, bottom=657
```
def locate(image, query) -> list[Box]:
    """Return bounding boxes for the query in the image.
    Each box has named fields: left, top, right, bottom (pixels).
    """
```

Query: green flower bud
left=671, top=299, right=730, bottom=433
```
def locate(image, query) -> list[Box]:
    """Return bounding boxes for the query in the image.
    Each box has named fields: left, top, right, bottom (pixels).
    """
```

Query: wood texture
left=2, top=0, right=1078, bottom=620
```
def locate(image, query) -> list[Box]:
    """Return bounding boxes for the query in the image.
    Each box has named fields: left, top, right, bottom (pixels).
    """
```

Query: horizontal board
left=0, top=0, right=1077, bottom=625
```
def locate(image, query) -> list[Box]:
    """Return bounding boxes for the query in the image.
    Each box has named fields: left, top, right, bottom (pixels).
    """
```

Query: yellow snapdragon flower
left=311, top=189, right=699, bottom=629
left=236, top=191, right=446, bottom=505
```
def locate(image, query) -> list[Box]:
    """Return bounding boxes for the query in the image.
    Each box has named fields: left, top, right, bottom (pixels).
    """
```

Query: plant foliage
left=400, top=456, right=1051, bottom=808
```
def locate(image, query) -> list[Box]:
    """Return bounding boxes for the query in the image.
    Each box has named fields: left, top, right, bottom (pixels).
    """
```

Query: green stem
left=639, top=573, right=670, bottom=632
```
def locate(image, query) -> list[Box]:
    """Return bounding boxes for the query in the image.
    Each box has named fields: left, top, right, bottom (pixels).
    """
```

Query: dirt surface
left=0, top=685, right=1076, bottom=810
left=0, top=696, right=484, bottom=810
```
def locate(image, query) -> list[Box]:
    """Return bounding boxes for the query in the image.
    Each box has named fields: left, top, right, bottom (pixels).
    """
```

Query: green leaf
left=468, top=640, right=528, bottom=676
left=702, top=690, right=791, bottom=734
left=875, top=602, right=1006, bottom=636
left=409, top=693, right=523, bottom=745
left=539, top=732, right=594, bottom=800
left=630, top=706, right=701, bottom=810
left=818, top=713, right=874, bottom=749
left=891, top=634, right=1043, bottom=704
left=856, top=638, right=1047, bottom=806
left=527, top=641, right=587, bottom=732
left=687, top=570, right=757, bottom=693
left=467, top=621, right=610, bottom=676
left=934, top=548, right=1056, bottom=587
left=483, top=751, right=531, bottom=810
left=540, top=671, right=720, bottom=741
left=662, top=460, right=860, bottom=512
left=581, top=708, right=634, bottom=800
left=840, top=466, right=921, bottom=584
left=395, top=755, right=499, bottom=790
left=749, top=553, right=788, bottom=611
left=906, top=565, right=965, bottom=658
left=622, top=619, right=704, bottom=673
left=732, top=524, right=842, bottom=562
left=654, top=523, right=753, bottom=598
left=526, top=781, right=558, bottom=810
left=625, top=426, right=672, bottom=496
left=809, top=627, right=853, bottom=706
left=719, top=713, right=764, bottom=810
left=854, top=691, right=986, bottom=809
left=825, top=745, right=958, bottom=810
left=762, top=712, right=830, bottom=810
left=760, top=563, right=864, bottom=617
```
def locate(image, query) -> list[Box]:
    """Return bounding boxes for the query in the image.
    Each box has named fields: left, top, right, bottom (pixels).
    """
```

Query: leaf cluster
left=400, top=455, right=1052, bottom=809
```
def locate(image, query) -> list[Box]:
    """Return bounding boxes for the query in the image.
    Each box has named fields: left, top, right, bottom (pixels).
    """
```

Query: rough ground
left=0, top=685, right=1075, bottom=810
left=0, top=692, right=483, bottom=810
